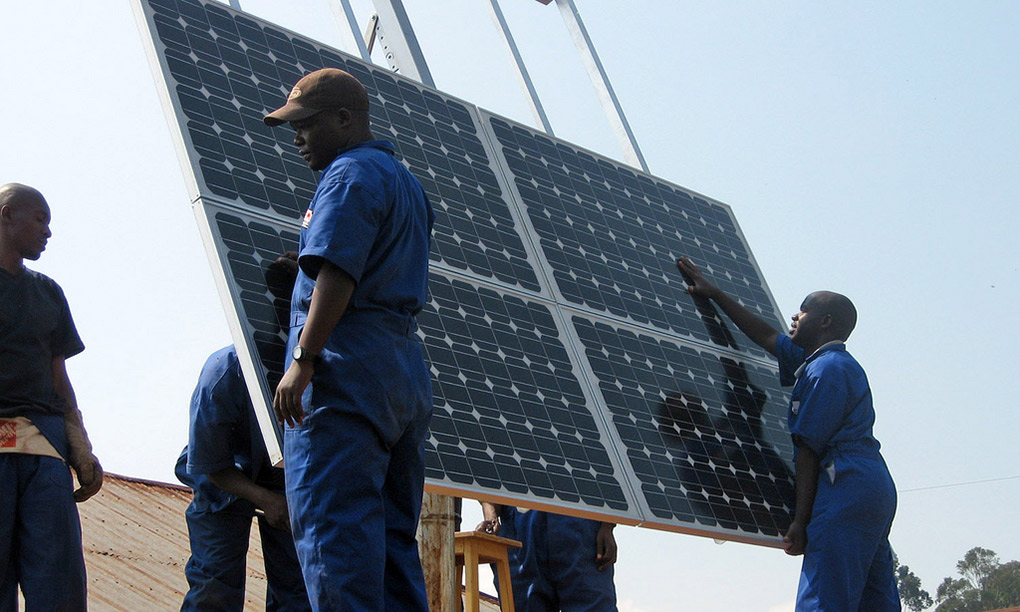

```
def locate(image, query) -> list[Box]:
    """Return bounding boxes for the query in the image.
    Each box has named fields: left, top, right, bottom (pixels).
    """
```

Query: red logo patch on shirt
left=0, top=420, right=16, bottom=448
left=302, top=208, right=313, bottom=229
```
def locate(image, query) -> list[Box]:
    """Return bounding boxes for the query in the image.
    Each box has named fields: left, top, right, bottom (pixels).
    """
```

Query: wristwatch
left=292, top=346, right=320, bottom=364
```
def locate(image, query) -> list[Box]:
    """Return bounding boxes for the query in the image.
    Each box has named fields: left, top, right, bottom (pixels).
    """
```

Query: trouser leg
left=258, top=515, right=311, bottom=612
left=9, top=456, right=87, bottom=612
left=285, top=410, right=388, bottom=612
left=857, top=539, right=900, bottom=612
left=0, top=456, right=20, bottom=611
left=381, top=412, right=430, bottom=612
left=180, top=507, right=251, bottom=612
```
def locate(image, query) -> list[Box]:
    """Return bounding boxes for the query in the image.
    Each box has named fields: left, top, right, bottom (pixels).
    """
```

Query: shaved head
left=0, top=183, right=46, bottom=210
left=805, top=291, right=857, bottom=341
left=1, top=183, right=52, bottom=272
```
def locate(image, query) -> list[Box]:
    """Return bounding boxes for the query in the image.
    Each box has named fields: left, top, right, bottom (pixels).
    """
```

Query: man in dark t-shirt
left=0, top=183, right=103, bottom=610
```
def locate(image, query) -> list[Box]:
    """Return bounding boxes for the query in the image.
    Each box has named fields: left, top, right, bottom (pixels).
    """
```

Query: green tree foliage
left=933, top=547, right=1020, bottom=612
left=982, top=562, right=1020, bottom=610
left=958, top=547, right=1000, bottom=589
left=895, top=552, right=934, bottom=611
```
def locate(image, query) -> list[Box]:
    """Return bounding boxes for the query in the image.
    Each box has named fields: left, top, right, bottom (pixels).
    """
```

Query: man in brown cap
left=0, top=183, right=103, bottom=610
left=265, top=69, right=435, bottom=612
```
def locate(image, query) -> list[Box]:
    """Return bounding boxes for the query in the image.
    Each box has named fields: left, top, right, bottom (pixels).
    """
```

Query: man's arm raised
left=676, top=257, right=780, bottom=356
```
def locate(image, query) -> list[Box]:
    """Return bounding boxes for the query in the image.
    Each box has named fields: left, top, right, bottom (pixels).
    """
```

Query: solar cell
left=135, top=0, right=795, bottom=543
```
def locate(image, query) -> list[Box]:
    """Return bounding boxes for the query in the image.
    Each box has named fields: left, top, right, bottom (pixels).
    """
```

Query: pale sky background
left=2, top=1, right=1018, bottom=610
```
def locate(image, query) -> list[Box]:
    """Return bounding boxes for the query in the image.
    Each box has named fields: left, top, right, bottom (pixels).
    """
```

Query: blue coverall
left=775, top=335, right=899, bottom=612
left=176, top=346, right=309, bottom=611
left=284, top=140, right=434, bottom=611
left=497, top=508, right=617, bottom=612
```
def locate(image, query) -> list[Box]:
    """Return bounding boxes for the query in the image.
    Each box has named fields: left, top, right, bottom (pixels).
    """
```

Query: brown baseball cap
left=264, top=68, right=370, bottom=127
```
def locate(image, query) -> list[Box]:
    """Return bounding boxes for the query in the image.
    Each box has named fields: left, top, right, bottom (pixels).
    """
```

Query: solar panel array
left=135, top=0, right=796, bottom=544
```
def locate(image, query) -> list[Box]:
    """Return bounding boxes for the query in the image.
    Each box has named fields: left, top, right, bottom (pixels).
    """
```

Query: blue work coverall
left=284, top=140, right=434, bottom=611
left=497, top=508, right=617, bottom=612
left=776, top=335, right=899, bottom=612
left=176, top=346, right=309, bottom=611
left=0, top=267, right=87, bottom=611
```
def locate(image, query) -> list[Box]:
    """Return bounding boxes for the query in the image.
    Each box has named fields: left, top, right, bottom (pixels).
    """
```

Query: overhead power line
left=898, top=474, right=1020, bottom=494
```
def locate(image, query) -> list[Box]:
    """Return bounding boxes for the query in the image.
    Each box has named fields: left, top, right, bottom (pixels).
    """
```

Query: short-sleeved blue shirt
left=289, top=139, right=434, bottom=331
left=175, top=346, right=282, bottom=514
left=287, top=140, right=434, bottom=439
left=775, top=335, right=880, bottom=463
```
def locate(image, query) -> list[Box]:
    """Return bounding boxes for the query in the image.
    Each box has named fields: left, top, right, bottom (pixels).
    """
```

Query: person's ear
left=334, top=108, right=354, bottom=128
left=820, top=314, right=833, bottom=329
left=0, top=205, right=11, bottom=223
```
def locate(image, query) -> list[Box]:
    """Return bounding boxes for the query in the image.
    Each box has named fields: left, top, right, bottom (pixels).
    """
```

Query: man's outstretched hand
left=676, top=257, right=719, bottom=302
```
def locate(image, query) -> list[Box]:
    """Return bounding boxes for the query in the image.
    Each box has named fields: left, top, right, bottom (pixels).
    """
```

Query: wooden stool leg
left=464, top=543, right=480, bottom=612
left=495, top=548, right=516, bottom=612
left=456, top=560, right=465, bottom=612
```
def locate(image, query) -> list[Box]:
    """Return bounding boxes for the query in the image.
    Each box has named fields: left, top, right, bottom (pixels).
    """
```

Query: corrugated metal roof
left=78, top=473, right=270, bottom=611
left=18, top=473, right=501, bottom=611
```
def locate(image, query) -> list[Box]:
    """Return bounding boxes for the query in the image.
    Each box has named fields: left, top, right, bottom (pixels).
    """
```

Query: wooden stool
left=454, top=531, right=522, bottom=612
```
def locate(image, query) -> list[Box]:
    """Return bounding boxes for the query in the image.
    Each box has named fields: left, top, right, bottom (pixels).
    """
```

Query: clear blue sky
left=2, top=1, right=1017, bottom=610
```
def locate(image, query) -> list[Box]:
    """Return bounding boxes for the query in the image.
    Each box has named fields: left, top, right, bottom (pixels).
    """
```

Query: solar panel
left=571, top=315, right=793, bottom=537
left=484, top=115, right=779, bottom=361
left=420, top=274, right=631, bottom=512
left=135, top=0, right=796, bottom=544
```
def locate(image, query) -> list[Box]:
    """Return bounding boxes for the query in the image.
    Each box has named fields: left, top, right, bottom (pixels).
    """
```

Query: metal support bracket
left=554, top=0, right=649, bottom=172
left=370, top=0, right=435, bottom=87
left=329, top=0, right=372, bottom=62
left=489, top=0, right=555, bottom=135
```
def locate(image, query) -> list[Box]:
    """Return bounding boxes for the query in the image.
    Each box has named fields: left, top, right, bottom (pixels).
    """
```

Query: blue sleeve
left=299, top=174, right=384, bottom=283
left=186, top=348, right=245, bottom=475
left=773, top=334, right=804, bottom=387
left=788, top=365, right=848, bottom=456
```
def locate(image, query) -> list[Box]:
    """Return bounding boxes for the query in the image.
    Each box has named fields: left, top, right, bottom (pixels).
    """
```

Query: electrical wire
left=898, top=474, right=1020, bottom=493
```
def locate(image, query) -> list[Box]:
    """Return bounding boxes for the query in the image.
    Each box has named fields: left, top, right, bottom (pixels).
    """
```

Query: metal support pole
left=227, top=0, right=242, bottom=10
left=553, top=0, right=649, bottom=172
left=329, top=0, right=372, bottom=62
left=488, top=0, right=555, bottom=136
left=370, top=0, right=436, bottom=88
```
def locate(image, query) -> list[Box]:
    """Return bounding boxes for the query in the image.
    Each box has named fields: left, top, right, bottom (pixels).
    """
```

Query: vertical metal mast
left=553, top=0, right=649, bottom=172
left=488, top=0, right=555, bottom=136
left=329, top=0, right=372, bottom=62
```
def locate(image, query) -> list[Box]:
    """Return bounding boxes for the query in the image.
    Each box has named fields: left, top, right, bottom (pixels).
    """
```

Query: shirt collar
left=335, top=139, right=394, bottom=157
left=793, top=340, right=846, bottom=379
